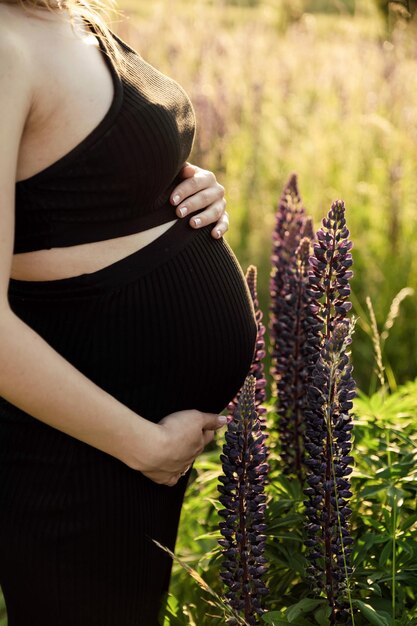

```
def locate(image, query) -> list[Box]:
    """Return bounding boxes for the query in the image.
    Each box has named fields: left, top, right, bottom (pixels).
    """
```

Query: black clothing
left=14, top=22, right=196, bottom=253
left=1, top=219, right=257, bottom=625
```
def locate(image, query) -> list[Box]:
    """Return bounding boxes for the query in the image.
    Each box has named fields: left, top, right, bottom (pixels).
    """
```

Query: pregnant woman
left=0, top=1, right=257, bottom=624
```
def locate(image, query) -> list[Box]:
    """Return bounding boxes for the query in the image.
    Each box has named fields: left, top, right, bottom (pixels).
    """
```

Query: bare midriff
left=10, top=220, right=178, bottom=282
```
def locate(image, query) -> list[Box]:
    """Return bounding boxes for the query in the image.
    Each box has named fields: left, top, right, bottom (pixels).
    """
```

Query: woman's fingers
left=177, top=197, right=229, bottom=239
left=210, top=209, right=229, bottom=239
left=142, top=407, right=230, bottom=485
left=188, top=200, right=226, bottom=227
left=171, top=166, right=217, bottom=206
left=174, top=186, right=225, bottom=219
left=202, top=428, right=216, bottom=447
left=171, top=168, right=224, bottom=213
left=178, top=161, right=196, bottom=179
left=143, top=425, right=219, bottom=485
left=144, top=469, right=190, bottom=487
left=170, top=163, right=228, bottom=236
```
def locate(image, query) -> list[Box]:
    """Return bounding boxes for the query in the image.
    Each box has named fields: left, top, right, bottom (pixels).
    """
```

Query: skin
left=0, top=3, right=229, bottom=486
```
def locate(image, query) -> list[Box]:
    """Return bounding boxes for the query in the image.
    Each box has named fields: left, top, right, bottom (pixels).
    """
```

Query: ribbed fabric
left=14, top=22, right=196, bottom=253
left=0, top=218, right=257, bottom=625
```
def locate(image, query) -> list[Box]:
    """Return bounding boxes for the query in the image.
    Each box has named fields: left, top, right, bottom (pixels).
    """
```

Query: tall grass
left=114, top=0, right=417, bottom=389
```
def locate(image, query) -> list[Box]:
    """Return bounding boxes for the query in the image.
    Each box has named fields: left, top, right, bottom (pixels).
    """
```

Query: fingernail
left=215, top=229, right=222, bottom=239
left=173, top=194, right=181, bottom=205
left=193, top=217, right=201, bottom=227
left=179, top=207, right=188, bottom=217
left=218, top=416, right=227, bottom=425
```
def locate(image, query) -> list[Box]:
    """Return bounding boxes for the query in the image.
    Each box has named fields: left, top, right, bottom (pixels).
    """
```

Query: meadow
left=1, top=1, right=416, bottom=624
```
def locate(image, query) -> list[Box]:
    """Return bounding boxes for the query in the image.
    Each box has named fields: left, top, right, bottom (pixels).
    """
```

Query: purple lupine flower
left=270, top=173, right=306, bottom=310
left=301, top=216, right=315, bottom=241
left=269, top=175, right=318, bottom=476
left=271, top=236, right=320, bottom=479
left=228, top=266, right=267, bottom=424
left=302, top=203, right=355, bottom=623
left=307, top=200, right=353, bottom=345
left=304, top=322, right=355, bottom=624
left=218, top=375, right=269, bottom=625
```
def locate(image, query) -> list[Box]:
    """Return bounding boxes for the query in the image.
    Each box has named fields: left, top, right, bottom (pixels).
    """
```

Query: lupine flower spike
left=218, top=375, right=269, bottom=625
left=304, top=323, right=355, bottom=624
left=308, top=200, right=353, bottom=345
left=303, top=200, right=355, bottom=623
left=270, top=176, right=318, bottom=476
left=228, top=266, right=267, bottom=424
left=271, top=234, right=319, bottom=479
left=270, top=173, right=306, bottom=310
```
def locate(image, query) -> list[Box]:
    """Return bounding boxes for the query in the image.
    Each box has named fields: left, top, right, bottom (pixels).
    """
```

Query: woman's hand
left=140, top=410, right=227, bottom=486
left=170, top=162, right=229, bottom=239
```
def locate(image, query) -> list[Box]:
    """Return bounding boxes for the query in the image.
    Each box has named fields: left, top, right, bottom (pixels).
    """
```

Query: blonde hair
left=2, top=0, right=125, bottom=68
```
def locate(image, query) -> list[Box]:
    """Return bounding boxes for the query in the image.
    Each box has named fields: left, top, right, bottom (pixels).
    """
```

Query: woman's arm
left=0, top=26, right=225, bottom=486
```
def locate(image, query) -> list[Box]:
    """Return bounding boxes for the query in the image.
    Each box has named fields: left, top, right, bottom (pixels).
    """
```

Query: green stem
left=392, top=496, right=397, bottom=624
left=386, top=430, right=396, bottom=624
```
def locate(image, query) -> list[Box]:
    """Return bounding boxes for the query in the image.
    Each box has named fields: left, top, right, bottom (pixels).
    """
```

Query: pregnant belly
left=6, top=219, right=257, bottom=424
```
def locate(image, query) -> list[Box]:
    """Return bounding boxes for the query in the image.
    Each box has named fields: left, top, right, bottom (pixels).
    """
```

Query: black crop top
left=13, top=22, right=196, bottom=254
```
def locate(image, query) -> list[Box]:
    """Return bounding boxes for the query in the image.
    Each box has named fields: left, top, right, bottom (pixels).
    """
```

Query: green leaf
left=162, top=593, right=187, bottom=625
left=262, top=612, right=291, bottom=625
left=386, top=484, right=406, bottom=508
left=314, top=604, right=331, bottom=625
left=353, top=601, right=392, bottom=626
left=378, top=539, right=393, bottom=567
left=359, top=484, right=389, bottom=498
left=400, top=513, right=417, bottom=532
left=286, top=599, right=325, bottom=622
left=262, top=613, right=313, bottom=626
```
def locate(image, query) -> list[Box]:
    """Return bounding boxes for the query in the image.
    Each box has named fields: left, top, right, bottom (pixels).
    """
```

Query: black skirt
left=0, top=217, right=257, bottom=626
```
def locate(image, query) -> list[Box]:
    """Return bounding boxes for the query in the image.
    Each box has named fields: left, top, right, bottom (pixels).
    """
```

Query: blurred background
left=113, top=0, right=417, bottom=393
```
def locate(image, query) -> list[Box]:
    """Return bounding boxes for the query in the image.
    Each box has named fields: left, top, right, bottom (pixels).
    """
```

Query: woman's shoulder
left=0, top=5, right=34, bottom=67
left=0, top=7, right=35, bottom=130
